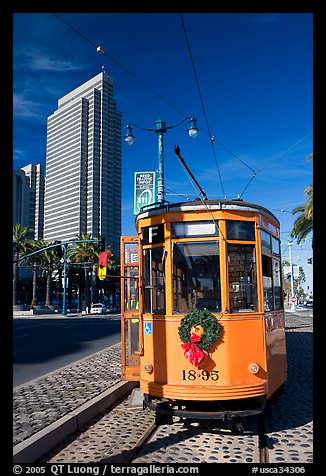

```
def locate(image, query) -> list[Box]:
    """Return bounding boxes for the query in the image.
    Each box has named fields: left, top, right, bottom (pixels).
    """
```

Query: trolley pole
left=288, top=242, right=296, bottom=311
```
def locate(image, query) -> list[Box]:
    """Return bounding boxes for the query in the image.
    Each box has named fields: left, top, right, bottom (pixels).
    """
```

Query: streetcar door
left=120, top=236, right=141, bottom=381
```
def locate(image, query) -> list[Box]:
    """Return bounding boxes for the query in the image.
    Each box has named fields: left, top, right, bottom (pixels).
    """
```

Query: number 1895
left=182, top=369, right=219, bottom=381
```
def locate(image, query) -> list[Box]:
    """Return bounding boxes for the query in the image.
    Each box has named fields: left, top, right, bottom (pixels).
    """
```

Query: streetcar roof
left=136, top=199, right=280, bottom=226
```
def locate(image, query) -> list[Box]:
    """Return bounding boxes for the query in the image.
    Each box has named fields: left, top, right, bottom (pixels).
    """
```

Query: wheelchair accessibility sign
left=144, top=322, right=152, bottom=335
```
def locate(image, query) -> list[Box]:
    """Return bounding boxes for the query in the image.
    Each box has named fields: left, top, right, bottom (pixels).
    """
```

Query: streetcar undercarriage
left=143, top=394, right=267, bottom=433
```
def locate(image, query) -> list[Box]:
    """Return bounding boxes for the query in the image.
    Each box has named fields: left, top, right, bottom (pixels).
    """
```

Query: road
left=13, top=316, right=121, bottom=387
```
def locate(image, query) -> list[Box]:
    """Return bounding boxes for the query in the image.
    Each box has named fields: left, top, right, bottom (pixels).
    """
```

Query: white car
left=90, top=303, right=107, bottom=315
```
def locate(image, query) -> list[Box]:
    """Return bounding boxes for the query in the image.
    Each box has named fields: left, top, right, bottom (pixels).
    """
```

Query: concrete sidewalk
left=13, top=340, right=136, bottom=463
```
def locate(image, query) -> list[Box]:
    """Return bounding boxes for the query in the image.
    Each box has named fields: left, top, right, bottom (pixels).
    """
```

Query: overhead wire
left=255, top=132, right=312, bottom=175
left=54, top=13, right=312, bottom=204
left=180, top=13, right=226, bottom=198
left=53, top=13, right=187, bottom=118
left=239, top=131, right=313, bottom=198
left=180, top=13, right=312, bottom=202
left=54, top=12, right=261, bottom=196
left=55, top=11, right=253, bottom=200
left=173, top=146, right=227, bottom=242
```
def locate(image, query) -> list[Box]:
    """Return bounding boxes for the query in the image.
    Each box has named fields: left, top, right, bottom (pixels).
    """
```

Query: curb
left=13, top=380, right=138, bottom=463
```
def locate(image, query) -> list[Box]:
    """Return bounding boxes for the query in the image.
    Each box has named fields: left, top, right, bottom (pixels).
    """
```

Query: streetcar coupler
left=223, top=412, right=245, bottom=434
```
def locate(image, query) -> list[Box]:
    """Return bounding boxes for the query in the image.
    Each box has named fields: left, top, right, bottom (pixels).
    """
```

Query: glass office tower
left=44, top=72, right=122, bottom=256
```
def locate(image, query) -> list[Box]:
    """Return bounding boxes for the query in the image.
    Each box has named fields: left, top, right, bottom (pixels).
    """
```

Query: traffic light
left=307, top=257, right=313, bottom=264
left=53, top=240, right=63, bottom=258
left=100, top=236, right=106, bottom=252
left=98, top=251, right=107, bottom=280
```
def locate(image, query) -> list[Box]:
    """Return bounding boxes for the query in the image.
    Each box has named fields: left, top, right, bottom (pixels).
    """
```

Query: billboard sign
left=133, top=171, right=156, bottom=215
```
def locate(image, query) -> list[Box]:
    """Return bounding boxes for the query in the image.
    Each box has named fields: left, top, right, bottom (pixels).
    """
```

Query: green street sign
left=133, top=171, right=156, bottom=215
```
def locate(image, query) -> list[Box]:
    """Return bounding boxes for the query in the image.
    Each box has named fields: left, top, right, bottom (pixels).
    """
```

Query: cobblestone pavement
left=13, top=342, right=122, bottom=446
left=264, top=310, right=313, bottom=463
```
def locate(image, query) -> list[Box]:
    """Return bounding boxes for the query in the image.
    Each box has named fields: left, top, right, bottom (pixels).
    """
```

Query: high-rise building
left=13, top=164, right=45, bottom=239
left=43, top=72, right=122, bottom=256
left=21, top=164, right=45, bottom=239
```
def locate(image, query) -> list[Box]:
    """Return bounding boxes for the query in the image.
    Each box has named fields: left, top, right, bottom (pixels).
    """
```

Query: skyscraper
left=13, top=163, right=45, bottom=239
left=43, top=72, right=122, bottom=256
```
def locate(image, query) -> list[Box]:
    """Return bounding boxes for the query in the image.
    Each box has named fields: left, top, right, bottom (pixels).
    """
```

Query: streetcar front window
left=228, top=244, right=258, bottom=313
left=173, top=241, right=221, bottom=313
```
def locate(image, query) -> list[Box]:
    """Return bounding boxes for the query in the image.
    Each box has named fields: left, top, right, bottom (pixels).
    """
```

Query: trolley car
left=120, top=199, right=287, bottom=429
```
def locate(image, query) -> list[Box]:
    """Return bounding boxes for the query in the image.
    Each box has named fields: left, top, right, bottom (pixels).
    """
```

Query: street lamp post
left=124, top=115, right=199, bottom=203
left=62, top=243, right=68, bottom=316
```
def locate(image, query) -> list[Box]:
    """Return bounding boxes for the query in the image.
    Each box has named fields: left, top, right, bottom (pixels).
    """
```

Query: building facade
left=43, top=72, right=122, bottom=256
left=13, top=164, right=45, bottom=239
left=21, top=164, right=45, bottom=239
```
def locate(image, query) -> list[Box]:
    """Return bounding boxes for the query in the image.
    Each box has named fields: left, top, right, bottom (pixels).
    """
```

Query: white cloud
left=13, top=93, right=45, bottom=119
left=15, top=47, right=85, bottom=73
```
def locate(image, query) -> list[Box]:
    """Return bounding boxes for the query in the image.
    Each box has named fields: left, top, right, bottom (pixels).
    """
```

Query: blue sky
left=13, top=12, right=313, bottom=291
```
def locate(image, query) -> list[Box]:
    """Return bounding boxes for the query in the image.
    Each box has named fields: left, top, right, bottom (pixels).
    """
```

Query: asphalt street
left=13, top=317, right=121, bottom=387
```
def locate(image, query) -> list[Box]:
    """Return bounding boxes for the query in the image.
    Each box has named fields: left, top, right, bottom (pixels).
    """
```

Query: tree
left=27, top=239, right=50, bottom=307
left=13, top=224, right=34, bottom=305
left=290, top=154, right=313, bottom=244
left=282, top=259, right=307, bottom=301
left=68, top=233, right=100, bottom=311
left=40, top=242, right=59, bottom=307
left=67, top=234, right=116, bottom=311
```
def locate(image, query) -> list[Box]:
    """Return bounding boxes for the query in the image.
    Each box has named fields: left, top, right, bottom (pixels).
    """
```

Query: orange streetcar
left=120, top=199, right=287, bottom=431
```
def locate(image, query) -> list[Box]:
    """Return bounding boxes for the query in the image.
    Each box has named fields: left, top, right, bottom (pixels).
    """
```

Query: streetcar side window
left=261, top=231, right=284, bottom=311
left=124, top=318, right=140, bottom=364
left=261, top=230, right=272, bottom=255
left=143, top=247, right=165, bottom=314
left=228, top=244, right=258, bottom=313
left=124, top=267, right=139, bottom=311
left=273, top=259, right=283, bottom=310
left=172, top=241, right=221, bottom=313
left=262, top=254, right=273, bottom=311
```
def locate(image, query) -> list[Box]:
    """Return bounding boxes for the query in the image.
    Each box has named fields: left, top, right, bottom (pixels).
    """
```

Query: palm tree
left=68, top=233, right=100, bottom=312
left=13, top=224, right=34, bottom=306
left=40, top=242, right=59, bottom=308
left=290, top=154, right=313, bottom=244
left=28, top=239, right=49, bottom=307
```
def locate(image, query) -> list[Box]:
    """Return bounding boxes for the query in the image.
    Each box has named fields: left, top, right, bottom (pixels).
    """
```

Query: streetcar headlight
left=144, top=363, right=153, bottom=373
left=248, top=363, right=260, bottom=374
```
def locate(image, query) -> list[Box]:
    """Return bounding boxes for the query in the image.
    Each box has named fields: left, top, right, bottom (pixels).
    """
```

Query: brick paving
left=13, top=342, right=122, bottom=446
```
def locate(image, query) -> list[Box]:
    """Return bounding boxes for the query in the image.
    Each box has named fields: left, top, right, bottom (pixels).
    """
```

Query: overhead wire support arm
left=174, top=145, right=208, bottom=200
left=13, top=239, right=101, bottom=263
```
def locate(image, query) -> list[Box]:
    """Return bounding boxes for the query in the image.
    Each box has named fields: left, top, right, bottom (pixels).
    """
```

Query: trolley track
left=257, top=412, right=270, bottom=463
left=42, top=391, right=268, bottom=464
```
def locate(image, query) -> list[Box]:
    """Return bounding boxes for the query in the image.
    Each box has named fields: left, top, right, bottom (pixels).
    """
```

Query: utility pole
left=288, top=242, right=296, bottom=311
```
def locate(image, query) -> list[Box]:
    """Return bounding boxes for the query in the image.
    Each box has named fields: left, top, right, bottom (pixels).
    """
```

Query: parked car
left=305, top=299, right=313, bottom=308
left=90, top=303, right=107, bottom=315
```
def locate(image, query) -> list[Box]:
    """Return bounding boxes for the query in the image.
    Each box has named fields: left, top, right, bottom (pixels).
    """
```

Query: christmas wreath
left=178, top=308, right=222, bottom=366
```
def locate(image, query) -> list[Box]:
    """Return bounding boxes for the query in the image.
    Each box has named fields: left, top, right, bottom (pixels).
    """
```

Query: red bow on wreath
left=181, top=332, right=204, bottom=366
